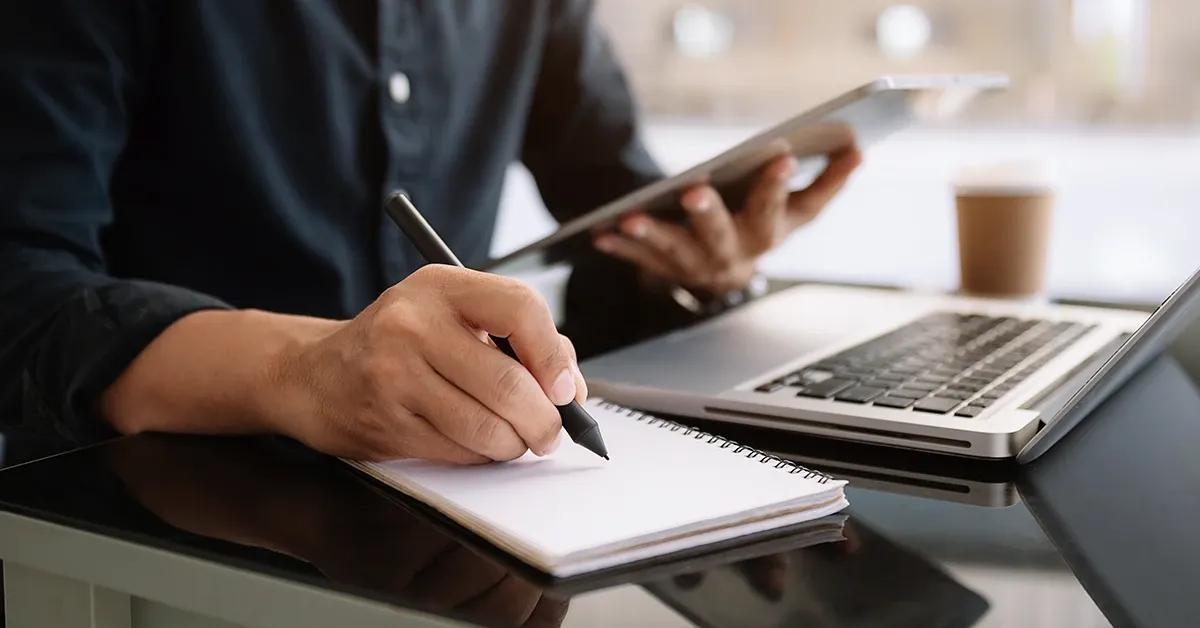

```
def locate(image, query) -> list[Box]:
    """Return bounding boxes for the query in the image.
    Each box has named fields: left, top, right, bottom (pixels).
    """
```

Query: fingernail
left=595, top=237, right=613, bottom=252
left=778, top=158, right=798, bottom=180
left=627, top=220, right=649, bottom=238
left=549, top=369, right=575, bottom=406
left=685, top=189, right=711, bottom=212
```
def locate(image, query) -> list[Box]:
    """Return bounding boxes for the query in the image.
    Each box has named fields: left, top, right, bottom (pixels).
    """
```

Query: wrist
left=255, top=313, right=344, bottom=442
left=656, top=272, right=769, bottom=316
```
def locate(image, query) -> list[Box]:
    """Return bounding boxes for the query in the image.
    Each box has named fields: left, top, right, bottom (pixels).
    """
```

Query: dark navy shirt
left=0, top=1, right=661, bottom=444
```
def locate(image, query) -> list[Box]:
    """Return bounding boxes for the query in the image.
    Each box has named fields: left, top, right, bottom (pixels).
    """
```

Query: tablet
left=485, top=74, right=1008, bottom=275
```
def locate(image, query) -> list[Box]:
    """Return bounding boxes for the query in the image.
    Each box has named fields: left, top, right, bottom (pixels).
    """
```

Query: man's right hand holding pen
left=102, top=265, right=587, bottom=464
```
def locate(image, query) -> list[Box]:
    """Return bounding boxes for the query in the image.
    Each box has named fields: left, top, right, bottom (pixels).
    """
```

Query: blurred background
left=494, top=0, right=1200, bottom=305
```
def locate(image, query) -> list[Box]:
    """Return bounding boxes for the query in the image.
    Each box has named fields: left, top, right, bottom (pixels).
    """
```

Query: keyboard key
left=968, top=398, right=992, bottom=407
left=955, top=406, right=984, bottom=417
left=853, top=360, right=888, bottom=371
left=940, top=360, right=974, bottom=371
left=901, top=381, right=939, bottom=392
left=797, top=378, right=855, bottom=399
left=937, top=389, right=972, bottom=400
left=888, top=388, right=927, bottom=399
left=796, top=369, right=835, bottom=384
left=873, top=396, right=916, bottom=409
left=834, top=385, right=888, bottom=403
left=755, top=382, right=784, bottom=393
left=912, top=397, right=962, bottom=414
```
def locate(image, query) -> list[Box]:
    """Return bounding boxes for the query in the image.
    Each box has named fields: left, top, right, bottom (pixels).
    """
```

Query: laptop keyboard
left=754, top=313, right=1095, bottom=417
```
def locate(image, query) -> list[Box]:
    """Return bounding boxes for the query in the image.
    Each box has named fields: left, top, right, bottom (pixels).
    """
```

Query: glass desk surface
left=1, top=302, right=1198, bottom=627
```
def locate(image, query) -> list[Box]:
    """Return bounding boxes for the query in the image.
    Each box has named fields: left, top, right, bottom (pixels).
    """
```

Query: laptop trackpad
left=582, top=286, right=930, bottom=394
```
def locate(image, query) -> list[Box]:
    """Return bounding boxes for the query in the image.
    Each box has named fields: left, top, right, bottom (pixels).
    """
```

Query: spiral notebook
left=349, top=400, right=848, bottom=577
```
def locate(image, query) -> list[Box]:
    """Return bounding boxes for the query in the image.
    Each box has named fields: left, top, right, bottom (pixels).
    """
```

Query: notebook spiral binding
left=597, top=401, right=832, bottom=484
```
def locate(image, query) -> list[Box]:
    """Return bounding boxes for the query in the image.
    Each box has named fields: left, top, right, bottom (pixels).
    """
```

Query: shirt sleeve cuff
left=20, top=280, right=232, bottom=445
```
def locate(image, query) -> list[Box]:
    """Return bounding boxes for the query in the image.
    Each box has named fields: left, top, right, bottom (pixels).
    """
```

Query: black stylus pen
left=384, top=192, right=609, bottom=460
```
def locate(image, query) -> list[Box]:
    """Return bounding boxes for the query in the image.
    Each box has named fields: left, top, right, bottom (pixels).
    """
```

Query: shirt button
left=388, top=72, right=411, bottom=105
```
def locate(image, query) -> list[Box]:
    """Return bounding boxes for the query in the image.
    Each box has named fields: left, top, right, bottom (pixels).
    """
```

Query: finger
left=841, top=522, right=863, bottom=554
left=408, top=362, right=531, bottom=461
left=423, top=324, right=562, bottom=457
left=618, top=214, right=709, bottom=275
left=405, top=545, right=509, bottom=608
left=523, top=595, right=570, bottom=628
left=679, top=185, right=739, bottom=266
left=439, top=268, right=580, bottom=408
left=594, top=234, right=678, bottom=280
left=361, top=512, right=460, bottom=591
left=457, top=573, right=542, bottom=627
left=737, top=554, right=789, bottom=602
left=362, top=409, right=490, bottom=465
left=672, top=572, right=706, bottom=590
left=560, top=334, right=587, bottom=402
left=334, top=528, right=459, bottom=592
left=736, top=155, right=796, bottom=253
left=786, top=146, right=862, bottom=227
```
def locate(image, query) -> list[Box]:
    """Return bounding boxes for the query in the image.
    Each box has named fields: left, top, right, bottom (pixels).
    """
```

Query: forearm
left=100, top=309, right=340, bottom=438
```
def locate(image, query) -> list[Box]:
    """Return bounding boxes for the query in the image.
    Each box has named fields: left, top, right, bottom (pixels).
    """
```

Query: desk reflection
left=680, top=418, right=1022, bottom=508
left=102, top=435, right=987, bottom=628
left=648, top=521, right=987, bottom=628
left=107, top=436, right=568, bottom=627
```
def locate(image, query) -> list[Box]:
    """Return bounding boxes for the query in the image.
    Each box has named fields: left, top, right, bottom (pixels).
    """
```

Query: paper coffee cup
left=954, top=162, right=1055, bottom=298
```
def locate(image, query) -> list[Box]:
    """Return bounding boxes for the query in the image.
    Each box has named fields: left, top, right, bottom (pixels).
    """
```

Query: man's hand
left=272, top=265, right=586, bottom=463
left=594, top=146, right=862, bottom=297
left=102, top=266, right=585, bottom=465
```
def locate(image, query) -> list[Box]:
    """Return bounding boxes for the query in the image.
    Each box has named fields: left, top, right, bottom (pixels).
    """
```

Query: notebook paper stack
left=350, top=400, right=847, bottom=576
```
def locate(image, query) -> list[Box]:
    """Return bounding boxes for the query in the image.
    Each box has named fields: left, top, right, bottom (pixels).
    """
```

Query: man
left=0, top=2, right=859, bottom=464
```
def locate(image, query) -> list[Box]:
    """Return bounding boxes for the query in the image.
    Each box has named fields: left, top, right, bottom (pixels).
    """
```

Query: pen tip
left=602, top=455, right=610, bottom=460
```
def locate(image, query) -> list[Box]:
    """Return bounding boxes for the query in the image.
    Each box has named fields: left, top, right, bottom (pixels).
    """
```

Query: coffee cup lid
left=954, top=160, right=1055, bottom=196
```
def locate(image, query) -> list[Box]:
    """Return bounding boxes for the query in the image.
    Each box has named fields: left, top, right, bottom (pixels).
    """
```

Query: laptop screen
left=1019, top=266, right=1200, bottom=462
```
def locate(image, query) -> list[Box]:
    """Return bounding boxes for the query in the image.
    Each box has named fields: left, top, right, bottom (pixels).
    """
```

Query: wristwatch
left=669, top=272, right=770, bottom=316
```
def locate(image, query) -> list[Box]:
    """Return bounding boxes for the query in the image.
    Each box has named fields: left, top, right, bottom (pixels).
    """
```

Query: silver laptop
left=582, top=267, right=1200, bottom=461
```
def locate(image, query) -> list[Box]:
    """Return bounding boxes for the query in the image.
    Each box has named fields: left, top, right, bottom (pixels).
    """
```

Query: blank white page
left=357, top=400, right=846, bottom=574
